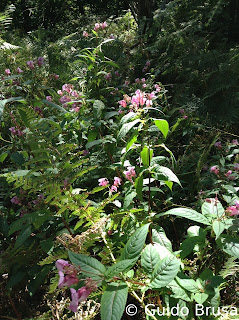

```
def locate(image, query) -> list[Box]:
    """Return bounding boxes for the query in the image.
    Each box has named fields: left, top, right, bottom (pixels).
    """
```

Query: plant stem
left=102, top=231, right=116, bottom=262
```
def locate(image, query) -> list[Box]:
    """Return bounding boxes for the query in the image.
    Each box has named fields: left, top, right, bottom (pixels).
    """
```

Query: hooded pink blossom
left=226, top=201, right=239, bottom=216
left=37, top=57, right=44, bottom=67
left=27, top=61, right=34, bottom=70
left=83, top=31, right=89, bottom=37
left=94, top=23, right=100, bottom=31
left=69, top=287, right=92, bottom=312
left=101, top=21, right=108, bottom=29
left=16, top=67, right=23, bottom=74
left=55, top=259, right=79, bottom=288
left=124, top=166, right=136, bottom=182
left=118, top=100, right=127, bottom=108
left=210, top=166, right=219, bottom=175
left=5, top=69, right=11, bottom=75
left=46, top=96, right=52, bottom=101
left=98, top=178, right=109, bottom=186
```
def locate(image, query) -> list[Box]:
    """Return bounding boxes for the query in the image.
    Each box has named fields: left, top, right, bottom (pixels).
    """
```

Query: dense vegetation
left=0, top=1, right=238, bottom=319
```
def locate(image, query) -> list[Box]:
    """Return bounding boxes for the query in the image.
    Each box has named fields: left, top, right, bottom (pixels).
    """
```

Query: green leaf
left=154, top=119, right=169, bottom=138
left=105, top=260, right=135, bottom=280
left=87, top=129, right=98, bottom=142
left=0, top=97, right=24, bottom=118
left=141, top=146, right=153, bottom=167
left=93, top=100, right=105, bottom=118
left=152, top=165, right=181, bottom=186
left=126, top=132, right=138, bottom=151
left=14, top=225, right=32, bottom=249
left=120, top=224, right=150, bottom=262
left=216, top=235, right=239, bottom=259
left=101, top=282, right=128, bottom=320
left=135, top=174, right=143, bottom=201
left=118, top=119, right=141, bottom=140
left=176, top=274, right=199, bottom=293
left=11, top=152, right=25, bottom=165
left=180, top=236, right=206, bottom=259
left=201, top=200, right=224, bottom=219
left=141, top=244, right=161, bottom=275
left=156, top=208, right=211, bottom=225
left=212, top=220, right=225, bottom=239
left=0, top=152, right=8, bottom=163
left=68, top=251, right=106, bottom=282
left=152, top=226, right=172, bottom=252
left=123, top=190, right=137, bottom=209
left=168, top=280, right=191, bottom=302
left=193, top=292, right=209, bottom=304
left=151, top=256, right=181, bottom=289
left=6, top=271, right=26, bottom=290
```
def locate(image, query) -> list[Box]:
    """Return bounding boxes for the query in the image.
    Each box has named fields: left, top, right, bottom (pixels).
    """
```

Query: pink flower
left=118, top=100, right=127, bottom=108
left=55, top=259, right=79, bottom=289
left=98, top=178, right=109, bottom=186
left=59, top=95, right=71, bottom=104
left=135, top=78, right=140, bottom=83
left=210, top=165, right=219, bottom=175
left=226, top=201, right=239, bottom=216
left=71, top=90, right=79, bottom=98
left=146, top=60, right=151, bottom=66
left=27, top=61, right=34, bottom=70
left=179, top=109, right=185, bottom=114
left=110, top=185, right=118, bottom=192
left=154, top=84, right=161, bottom=92
left=142, top=66, right=148, bottom=72
left=9, top=127, right=17, bottom=135
left=184, top=115, right=188, bottom=119
left=113, top=177, right=121, bottom=187
left=101, top=21, right=108, bottom=29
left=37, top=57, right=44, bottom=67
left=69, top=287, right=92, bottom=312
left=146, top=99, right=152, bottom=107
left=124, top=166, right=136, bottom=182
left=11, top=196, right=21, bottom=205
left=16, top=67, right=23, bottom=74
left=5, top=69, right=11, bottom=75
left=54, top=74, right=59, bottom=80
left=225, top=170, right=232, bottom=177
left=83, top=31, right=89, bottom=37
left=232, top=139, right=238, bottom=145
left=94, top=23, right=100, bottom=31
left=141, top=78, right=146, bottom=83
left=46, top=96, right=52, bottom=102
left=234, top=163, right=239, bottom=171
left=57, top=90, right=63, bottom=96
left=104, top=73, right=112, bottom=81
left=214, top=141, right=222, bottom=148
left=115, top=71, right=120, bottom=77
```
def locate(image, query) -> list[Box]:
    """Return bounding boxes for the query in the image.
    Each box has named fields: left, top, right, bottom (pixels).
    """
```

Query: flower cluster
left=98, top=177, right=122, bottom=192
left=55, top=259, right=97, bottom=313
left=123, top=166, right=136, bottom=182
left=94, top=21, right=108, bottom=31
left=11, top=196, right=21, bottom=205
left=118, top=89, right=156, bottom=111
left=9, top=127, right=24, bottom=136
left=57, top=83, right=82, bottom=111
left=210, top=165, right=219, bottom=175
left=226, top=201, right=239, bottom=216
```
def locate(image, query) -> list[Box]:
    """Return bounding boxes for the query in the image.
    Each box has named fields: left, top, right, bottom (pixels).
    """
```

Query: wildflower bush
left=0, top=12, right=239, bottom=320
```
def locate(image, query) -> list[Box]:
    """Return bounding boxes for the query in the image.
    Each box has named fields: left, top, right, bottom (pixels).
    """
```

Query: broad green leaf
left=151, top=256, right=181, bottom=289
left=118, top=119, right=141, bottom=140
left=86, top=139, right=103, bottom=149
left=93, top=100, right=105, bottom=118
left=135, top=174, right=143, bottom=201
left=0, top=152, right=8, bottom=163
left=216, top=235, right=239, bottom=259
left=68, top=251, right=106, bottom=282
left=104, top=111, right=118, bottom=119
left=141, top=146, right=153, bottom=167
left=156, top=208, right=211, bottom=225
left=193, top=292, right=209, bottom=304
left=168, top=280, right=191, bottom=302
left=126, top=132, right=138, bottom=151
left=11, top=152, right=25, bottom=165
left=141, top=244, right=161, bottom=275
left=105, top=260, right=135, bottom=279
left=152, top=226, right=172, bottom=252
left=176, top=274, right=199, bottom=293
left=154, top=119, right=169, bottom=138
left=213, top=220, right=225, bottom=239
left=14, top=225, right=32, bottom=249
left=120, top=224, right=150, bottom=261
left=201, top=200, right=224, bottom=218
left=87, top=129, right=98, bottom=142
left=152, top=165, right=181, bottom=186
left=154, top=243, right=174, bottom=260
left=180, top=237, right=206, bottom=259
left=123, top=190, right=137, bottom=209
left=101, top=282, right=128, bottom=320
left=120, top=112, right=137, bottom=125
left=6, top=271, right=26, bottom=290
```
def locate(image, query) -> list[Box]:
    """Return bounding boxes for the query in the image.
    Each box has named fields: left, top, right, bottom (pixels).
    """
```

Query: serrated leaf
left=152, top=165, right=181, bottom=186
left=213, top=220, right=225, bottom=239
left=118, top=119, right=141, bottom=140
left=152, top=226, right=172, bottom=252
left=151, top=256, right=181, bottom=289
left=68, top=251, right=106, bottom=282
left=154, top=119, right=169, bottom=138
left=168, top=280, right=191, bottom=302
left=120, top=224, right=150, bottom=262
left=120, top=112, right=137, bottom=125
left=101, top=282, right=128, bottom=320
left=141, top=244, right=160, bottom=275
left=105, top=260, right=135, bottom=279
left=93, top=100, right=105, bottom=118
left=156, top=208, right=211, bottom=225
left=176, top=274, right=199, bottom=293
left=216, top=235, right=239, bottom=259
left=201, top=200, right=224, bottom=219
